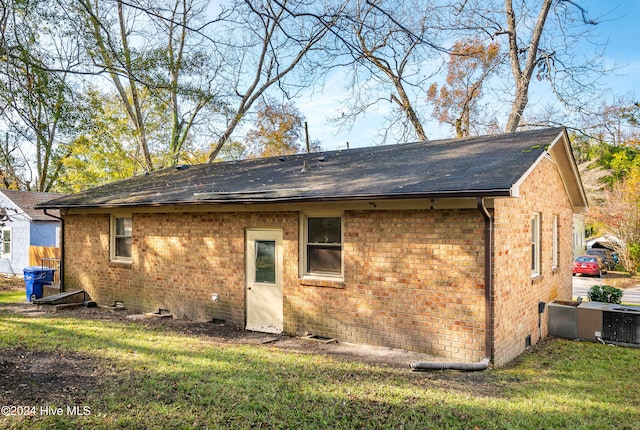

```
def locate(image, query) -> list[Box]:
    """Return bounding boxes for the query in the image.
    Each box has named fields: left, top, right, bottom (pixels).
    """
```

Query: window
left=303, top=214, right=342, bottom=276
left=552, top=215, right=559, bottom=269
left=1, top=228, right=10, bottom=258
left=255, top=240, right=276, bottom=283
left=531, top=212, right=540, bottom=277
left=111, top=216, right=132, bottom=262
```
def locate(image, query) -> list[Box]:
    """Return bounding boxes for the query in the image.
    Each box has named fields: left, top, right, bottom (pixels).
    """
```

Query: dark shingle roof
left=38, top=128, right=568, bottom=209
left=0, top=190, right=65, bottom=220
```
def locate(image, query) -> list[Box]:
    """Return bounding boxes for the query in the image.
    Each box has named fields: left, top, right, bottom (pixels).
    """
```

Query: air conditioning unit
left=602, top=309, right=640, bottom=344
left=549, top=301, right=640, bottom=345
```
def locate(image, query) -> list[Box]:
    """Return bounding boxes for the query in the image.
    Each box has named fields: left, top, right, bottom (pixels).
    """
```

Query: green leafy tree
left=217, top=140, right=248, bottom=162
left=75, top=0, right=219, bottom=171
left=0, top=0, right=81, bottom=191
left=55, top=90, right=136, bottom=192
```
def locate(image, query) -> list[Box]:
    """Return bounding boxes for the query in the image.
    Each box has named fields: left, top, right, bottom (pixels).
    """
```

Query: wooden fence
left=29, top=246, right=61, bottom=284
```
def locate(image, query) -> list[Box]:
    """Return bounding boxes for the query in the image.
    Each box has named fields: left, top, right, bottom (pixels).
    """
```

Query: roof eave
left=36, top=189, right=514, bottom=210
left=509, top=129, right=588, bottom=213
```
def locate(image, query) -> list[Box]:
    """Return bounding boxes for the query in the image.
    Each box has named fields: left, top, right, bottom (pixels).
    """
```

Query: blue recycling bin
left=24, top=267, right=56, bottom=302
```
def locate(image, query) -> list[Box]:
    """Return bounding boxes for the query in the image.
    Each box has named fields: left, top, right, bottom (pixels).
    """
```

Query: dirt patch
left=0, top=276, right=23, bottom=291
left=0, top=348, right=111, bottom=405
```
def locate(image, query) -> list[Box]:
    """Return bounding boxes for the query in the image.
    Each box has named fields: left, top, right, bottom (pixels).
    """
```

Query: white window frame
left=1, top=227, right=11, bottom=259
left=300, top=212, right=344, bottom=279
left=531, top=212, right=541, bottom=277
left=110, top=214, right=132, bottom=263
left=552, top=214, right=559, bottom=269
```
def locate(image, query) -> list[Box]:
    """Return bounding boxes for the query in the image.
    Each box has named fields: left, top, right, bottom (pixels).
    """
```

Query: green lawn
left=1, top=288, right=639, bottom=429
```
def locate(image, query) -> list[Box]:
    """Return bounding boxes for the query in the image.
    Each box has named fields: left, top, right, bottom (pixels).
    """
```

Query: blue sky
left=298, top=2, right=640, bottom=151
left=583, top=1, right=639, bottom=92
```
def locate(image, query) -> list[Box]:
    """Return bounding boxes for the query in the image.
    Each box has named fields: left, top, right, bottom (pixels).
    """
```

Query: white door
left=246, top=229, right=283, bottom=333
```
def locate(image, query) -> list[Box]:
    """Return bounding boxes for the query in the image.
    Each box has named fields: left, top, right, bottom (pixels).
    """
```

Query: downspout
left=43, top=209, right=64, bottom=292
left=410, top=197, right=493, bottom=371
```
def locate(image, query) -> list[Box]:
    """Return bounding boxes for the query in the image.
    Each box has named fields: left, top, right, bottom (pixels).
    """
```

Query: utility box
left=577, top=301, right=610, bottom=340
left=548, top=301, right=579, bottom=339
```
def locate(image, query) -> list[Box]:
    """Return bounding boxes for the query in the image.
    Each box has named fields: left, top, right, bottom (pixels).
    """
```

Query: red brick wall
left=491, top=157, right=575, bottom=366
left=63, top=208, right=488, bottom=362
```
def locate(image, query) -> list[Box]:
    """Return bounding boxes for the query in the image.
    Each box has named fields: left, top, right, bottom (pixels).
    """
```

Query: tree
left=589, top=167, right=640, bottom=274
left=217, top=140, right=247, bottom=162
left=76, top=0, right=157, bottom=172
left=328, top=0, right=609, bottom=141
left=328, top=0, right=447, bottom=143
left=142, top=0, right=220, bottom=166
left=0, top=131, right=26, bottom=189
left=622, top=102, right=640, bottom=127
left=55, top=90, right=137, bottom=192
left=427, top=39, right=500, bottom=137
left=73, top=0, right=338, bottom=165
left=206, top=0, right=339, bottom=162
left=75, top=0, right=221, bottom=171
left=0, top=0, right=82, bottom=191
left=245, top=99, right=304, bottom=158
left=493, top=0, right=605, bottom=132
left=584, top=95, right=640, bottom=148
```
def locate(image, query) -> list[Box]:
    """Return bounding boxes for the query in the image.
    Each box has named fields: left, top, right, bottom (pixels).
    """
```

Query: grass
left=0, top=289, right=27, bottom=303
left=1, top=287, right=640, bottom=429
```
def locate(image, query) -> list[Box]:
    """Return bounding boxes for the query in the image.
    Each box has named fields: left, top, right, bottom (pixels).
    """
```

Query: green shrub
left=587, top=285, right=623, bottom=304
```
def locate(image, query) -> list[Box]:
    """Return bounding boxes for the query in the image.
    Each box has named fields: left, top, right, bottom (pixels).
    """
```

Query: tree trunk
left=504, top=0, right=553, bottom=133
left=394, top=81, right=428, bottom=141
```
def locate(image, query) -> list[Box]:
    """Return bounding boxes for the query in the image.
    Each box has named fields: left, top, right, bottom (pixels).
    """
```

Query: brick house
left=38, top=127, right=587, bottom=367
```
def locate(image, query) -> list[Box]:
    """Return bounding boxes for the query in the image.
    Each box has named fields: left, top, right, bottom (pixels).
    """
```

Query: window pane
left=531, top=213, right=539, bottom=274
left=308, top=245, right=341, bottom=274
left=255, top=240, right=276, bottom=283
left=116, top=218, right=132, bottom=236
left=116, top=237, right=132, bottom=258
left=552, top=216, right=559, bottom=267
left=308, top=217, right=341, bottom=243
left=1, top=230, right=9, bottom=255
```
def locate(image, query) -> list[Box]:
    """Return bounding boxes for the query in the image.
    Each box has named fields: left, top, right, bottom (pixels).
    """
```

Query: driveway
left=572, top=271, right=640, bottom=304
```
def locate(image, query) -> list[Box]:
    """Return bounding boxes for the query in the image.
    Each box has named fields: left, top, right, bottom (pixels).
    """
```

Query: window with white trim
left=1, top=228, right=10, bottom=258
left=302, top=214, right=343, bottom=277
left=531, top=212, right=541, bottom=277
left=111, top=215, right=132, bottom=262
left=552, top=215, right=559, bottom=269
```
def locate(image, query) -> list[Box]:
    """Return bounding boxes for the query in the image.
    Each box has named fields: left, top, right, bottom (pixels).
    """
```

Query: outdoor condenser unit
left=602, top=309, right=640, bottom=344
left=550, top=301, right=640, bottom=345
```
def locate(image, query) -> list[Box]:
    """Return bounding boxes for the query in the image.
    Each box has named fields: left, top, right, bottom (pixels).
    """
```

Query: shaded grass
left=1, top=290, right=639, bottom=429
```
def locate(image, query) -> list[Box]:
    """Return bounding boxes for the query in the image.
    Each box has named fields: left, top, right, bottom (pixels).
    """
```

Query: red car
left=572, top=255, right=606, bottom=277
